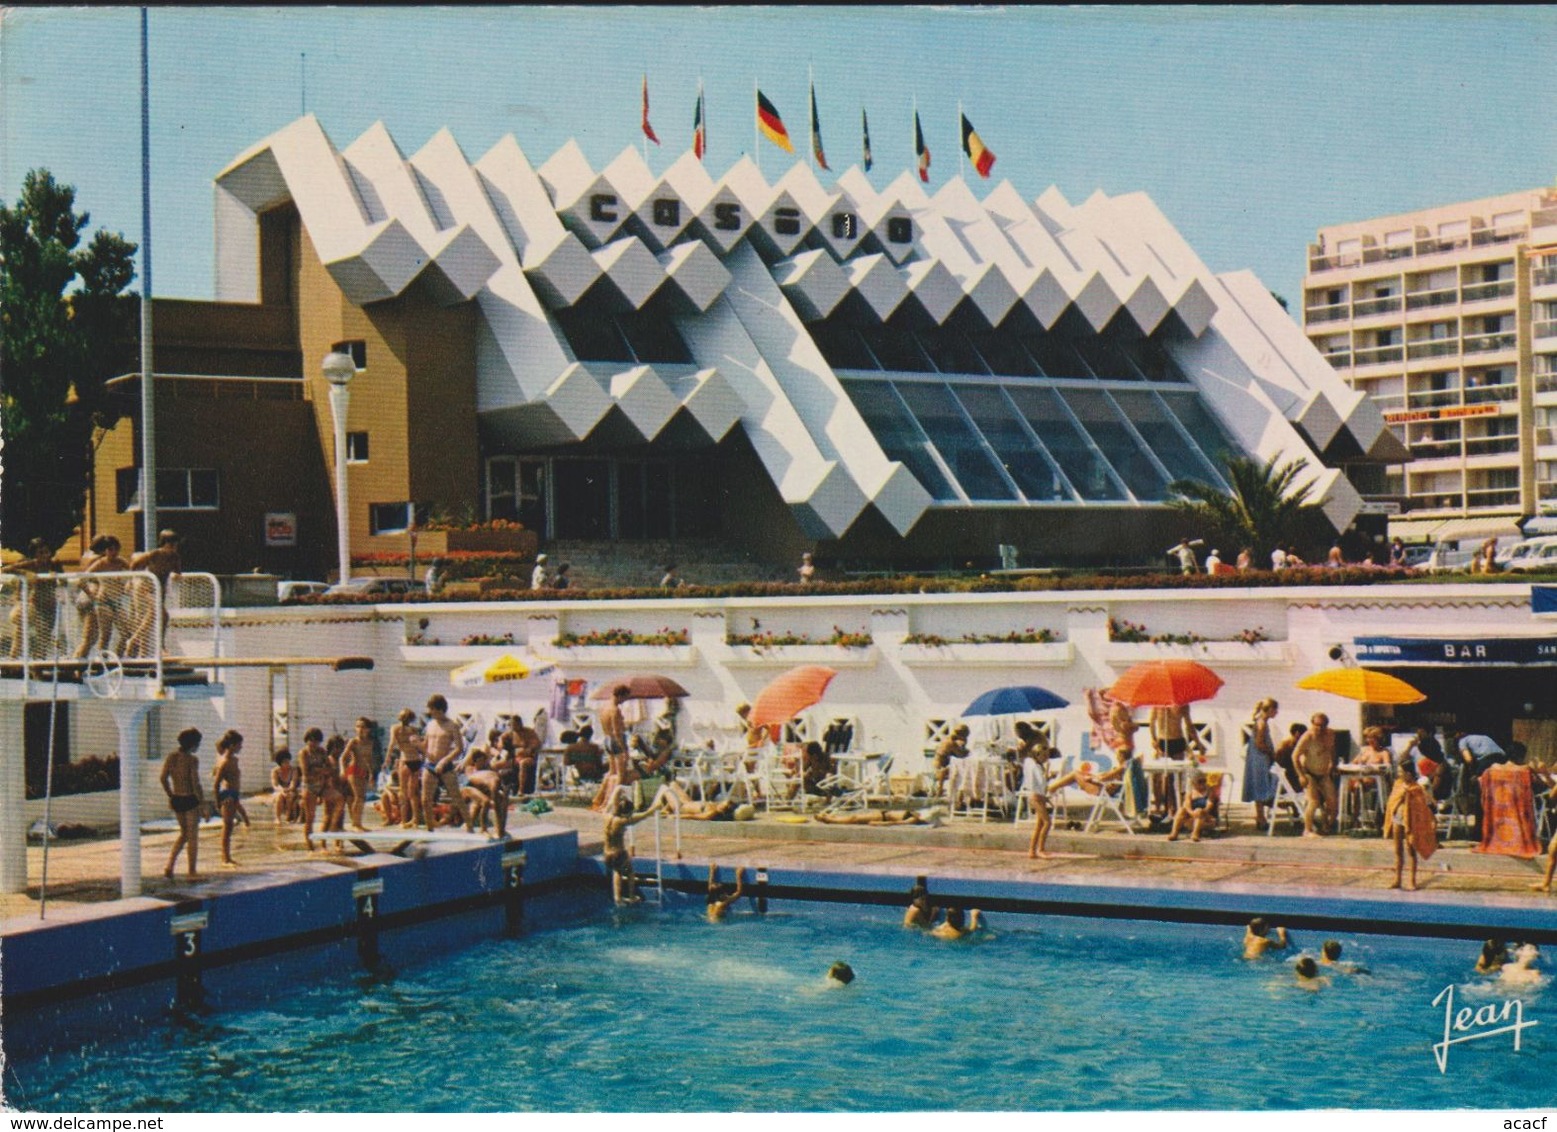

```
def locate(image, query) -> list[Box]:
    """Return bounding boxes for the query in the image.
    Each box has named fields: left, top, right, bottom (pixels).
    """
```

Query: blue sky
left=3, top=6, right=1553, bottom=306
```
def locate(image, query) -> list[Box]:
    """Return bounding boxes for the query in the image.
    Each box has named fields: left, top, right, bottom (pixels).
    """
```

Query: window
left=331, top=340, right=367, bottom=369
left=346, top=432, right=370, bottom=464
left=552, top=306, right=693, bottom=365
left=117, top=468, right=218, bottom=511
left=369, top=502, right=426, bottom=535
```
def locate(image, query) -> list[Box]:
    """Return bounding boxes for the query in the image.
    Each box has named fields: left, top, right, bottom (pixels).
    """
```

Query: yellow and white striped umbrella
left=450, top=653, right=557, bottom=689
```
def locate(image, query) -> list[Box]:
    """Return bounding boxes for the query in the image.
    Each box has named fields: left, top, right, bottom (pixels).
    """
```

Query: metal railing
left=1352, top=345, right=1404, bottom=366
left=1464, top=436, right=1520, bottom=457
left=1406, top=388, right=1461, bottom=409
left=1352, top=295, right=1403, bottom=318
left=1462, top=332, right=1517, bottom=354
left=1408, top=440, right=1461, bottom=460
left=1406, top=340, right=1459, bottom=360
left=1405, top=288, right=1459, bottom=311
left=1463, top=383, right=1517, bottom=405
left=1533, top=266, right=1557, bottom=288
left=1461, top=280, right=1515, bottom=304
left=1321, top=350, right=1352, bottom=369
left=1303, top=304, right=1350, bottom=324
left=1536, top=372, right=1557, bottom=397
left=1471, top=228, right=1527, bottom=247
left=0, top=570, right=222, bottom=698
left=1416, top=237, right=1470, bottom=257
left=1465, top=487, right=1521, bottom=507
left=1534, top=320, right=1557, bottom=340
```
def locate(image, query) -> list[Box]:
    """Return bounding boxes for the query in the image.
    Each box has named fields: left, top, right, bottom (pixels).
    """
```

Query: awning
left=1387, top=516, right=1523, bottom=544
left=1534, top=586, right=1557, bottom=618
left=1355, top=635, right=1557, bottom=666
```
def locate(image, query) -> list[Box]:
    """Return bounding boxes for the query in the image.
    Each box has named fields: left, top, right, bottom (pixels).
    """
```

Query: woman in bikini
left=389, top=708, right=426, bottom=830
left=299, top=727, right=344, bottom=851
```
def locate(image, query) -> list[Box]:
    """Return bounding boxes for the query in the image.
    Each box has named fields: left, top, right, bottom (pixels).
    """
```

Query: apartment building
left=1304, top=188, right=1557, bottom=540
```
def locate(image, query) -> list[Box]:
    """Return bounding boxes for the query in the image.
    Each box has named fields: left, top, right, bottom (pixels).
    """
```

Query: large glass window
left=810, top=320, right=879, bottom=370
left=953, top=385, right=1073, bottom=501
left=1004, top=386, right=1126, bottom=500
left=1108, top=390, right=1225, bottom=488
left=1018, top=334, right=1093, bottom=379
left=1061, top=389, right=1167, bottom=500
left=857, top=322, right=935, bottom=372
left=841, top=381, right=957, bottom=500
left=962, top=327, right=1041, bottom=377
left=1159, top=393, right=1237, bottom=469
left=893, top=382, right=1016, bottom=500
left=917, top=325, right=990, bottom=376
left=1072, top=337, right=1142, bottom=382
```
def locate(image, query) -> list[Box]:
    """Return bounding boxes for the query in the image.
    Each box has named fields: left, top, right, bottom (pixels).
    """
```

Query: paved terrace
left=4, top=801, right=1553, bottom=927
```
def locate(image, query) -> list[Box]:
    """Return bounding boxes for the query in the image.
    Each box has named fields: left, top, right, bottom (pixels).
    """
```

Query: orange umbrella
left=751, top=665, right=838, bottom=728
left=1109, top=659, right=1224, bottom=707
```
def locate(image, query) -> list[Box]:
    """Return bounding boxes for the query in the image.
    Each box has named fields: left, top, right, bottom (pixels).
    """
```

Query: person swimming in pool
left=1319, top=939, right=1367, bottom=975
left=1500, top=943, right=1544, bottom=986
left=930, top=906, right=985, bottom=940
left=903, top=883, right=937, bottom=930
left=211, top=729, right=250, bottom=869
left=1243, top=917, right=1289, bottom=959
left=1293, top=956, right=1329, bottom=991
left=827, top=961, right=855, bottom=985
left=1477, top=939, right=1510, bottom=973
left=706, top=864, right=746, bottom=922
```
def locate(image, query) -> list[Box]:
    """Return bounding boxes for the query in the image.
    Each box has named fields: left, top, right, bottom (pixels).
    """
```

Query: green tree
left=1, top=170, right=138, bottom=553
left=1167, top=455, right=1333, bottom=564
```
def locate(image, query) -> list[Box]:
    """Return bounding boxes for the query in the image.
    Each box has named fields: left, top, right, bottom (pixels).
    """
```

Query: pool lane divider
left=0, top=824, right=580, bottom=1015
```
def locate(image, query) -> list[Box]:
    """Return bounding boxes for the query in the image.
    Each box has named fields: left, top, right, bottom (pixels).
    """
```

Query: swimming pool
left=3, top=890, right=1550, bottom=1111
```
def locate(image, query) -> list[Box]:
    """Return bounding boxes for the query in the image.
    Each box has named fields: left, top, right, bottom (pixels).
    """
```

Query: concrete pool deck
left=4, top=800, right=1554, bottom=925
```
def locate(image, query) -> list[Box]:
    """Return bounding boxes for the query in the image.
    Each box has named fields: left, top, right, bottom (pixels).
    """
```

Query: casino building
left=91, top=115, right=1405, bottom=576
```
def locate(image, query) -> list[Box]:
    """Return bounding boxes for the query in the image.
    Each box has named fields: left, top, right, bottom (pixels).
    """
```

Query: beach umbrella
left=1109, top=659, right=1224, bottom=707
left=589, top=674, right=690, bottom=702
left=751, top=665, right=838, bottom=729
left=1296, top=667, right=1426, bottom=704
left=962, top=685, right=1069, bottom=717
left=450, top=653, right=557, bottom=688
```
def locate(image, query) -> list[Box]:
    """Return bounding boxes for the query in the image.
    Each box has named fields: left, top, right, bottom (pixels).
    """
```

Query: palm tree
left=1167, top=456, right=1329, bottom=564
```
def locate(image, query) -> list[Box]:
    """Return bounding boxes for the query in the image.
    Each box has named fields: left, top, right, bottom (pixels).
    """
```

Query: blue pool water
left=4, top=895, right=1552, bottom=1111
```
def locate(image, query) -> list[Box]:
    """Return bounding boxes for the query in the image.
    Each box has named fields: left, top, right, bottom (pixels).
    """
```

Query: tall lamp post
left=321, top=351, right=357, bottom=585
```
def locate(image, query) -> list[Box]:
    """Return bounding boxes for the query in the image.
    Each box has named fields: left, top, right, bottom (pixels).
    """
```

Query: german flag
left=914, top=111, right=930, bottom=183
left=757, top=89, right=794, bottom=153
left=961, top=113, right=995, bottom=178
left=641, top=76, right=660, bottom=146
left=693, top=88, right=706, bottom=160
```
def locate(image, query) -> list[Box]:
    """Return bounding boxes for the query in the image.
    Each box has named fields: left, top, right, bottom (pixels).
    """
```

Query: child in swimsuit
left=340, top=717, right=374, bottom=832
left=212, top=730, right=250, bottom=868
left=1168, top=771, right=1215, bottom=842
left=271, top=748, right=300, bottom=824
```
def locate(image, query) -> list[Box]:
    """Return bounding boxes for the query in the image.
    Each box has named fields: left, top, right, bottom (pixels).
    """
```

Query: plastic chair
left=1266, top=766, right=1306, bottom=836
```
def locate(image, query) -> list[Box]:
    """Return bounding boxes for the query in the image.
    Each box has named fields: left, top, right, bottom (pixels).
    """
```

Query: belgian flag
left=757, top=89, right=794, bottom=153
left=961, top=114, right=995, bottom=178
left=693, top=88, right=706, bottom=160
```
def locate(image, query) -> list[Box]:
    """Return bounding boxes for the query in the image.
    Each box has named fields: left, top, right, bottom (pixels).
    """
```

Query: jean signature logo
left=1432, top=984, right=1537, bottom=1073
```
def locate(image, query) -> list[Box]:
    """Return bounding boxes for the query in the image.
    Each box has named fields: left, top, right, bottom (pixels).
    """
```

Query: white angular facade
left=212, top=115, right=1394, bottom=556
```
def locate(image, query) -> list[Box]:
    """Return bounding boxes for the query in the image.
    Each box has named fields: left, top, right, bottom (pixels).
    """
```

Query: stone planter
left=548, top=645, right=698, bottom=666
left=399, top=644, right=531, bottom=667
left=896, top=641, right=1073, bottom=667
left=719, top=644, right=879, bottom=667
left=1101, top=641, right=1290, bottom=667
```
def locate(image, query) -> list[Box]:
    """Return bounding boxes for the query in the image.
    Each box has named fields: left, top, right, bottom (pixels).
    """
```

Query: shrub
left=26, top=754, right=120, bottom=799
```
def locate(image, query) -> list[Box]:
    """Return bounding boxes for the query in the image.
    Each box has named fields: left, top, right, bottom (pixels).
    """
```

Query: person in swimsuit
left=421, top=695, right=469, bottom=830
left=706, top=864, right=746, bottom=922
left=1148, top=704, right=1203, bottom=820
left=271, top=747, right=300, bottom=825
left=340, top=717, right=375, bottom=832
left=903, top=883, right=937, bottom=929
left=930, top=906, right=985, bottom=940
left=389, top=707, right=426, bottom=830
left=603, top=793, right=660, bottom=904
left=933, top=724, right=971, bottom=798
left=125, top=529, right=182, bottom=658
left=211, top=729, right=250, bottom=868
left=593, top=690, right=640, bottom=812
left=1021, top=727, right=1057, bottom=859
left=160, top=727, right=205, bottom=879
left=814, top=809, right=937, bottom=826
left=503, top=714, right=542, bottom=797
left=1293, top=956, right=1329, bottom=991
left=1477, top=939, right=1509, bottom=974
left=1294, top=712, right=1338, bottom=837
left=461, top=746, right=511, bottom=838
left=1167, top=770, right=1216, bottom=843
left=1243, top=917, right=1289, bottom=959
left=299, top=727, right=343, bottom=852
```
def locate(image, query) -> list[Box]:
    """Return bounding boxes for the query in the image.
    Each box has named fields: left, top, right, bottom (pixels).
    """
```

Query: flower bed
left=555, top=628, right=690, bottom=647
left=725, top=626, right=873, bottom=649
left=904, top=628, right=1057, bottom=646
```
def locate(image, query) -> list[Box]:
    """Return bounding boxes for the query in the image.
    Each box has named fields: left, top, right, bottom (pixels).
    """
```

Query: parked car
left=1425, top=533, right=1524, bottom=574
left=323, top=576, right=428, bottom=597
left=1505, top=538, right=1557, bottom=573
left=276, top=580, right=329, bottom=602
left=1399, top=544, right=1433, bottom=569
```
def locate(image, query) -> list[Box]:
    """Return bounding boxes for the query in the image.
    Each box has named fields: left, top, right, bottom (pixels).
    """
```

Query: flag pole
left=754, top=78, right=760, bottom=175
left=808, top=63, right=815, bottom=175
left=699, top=74, right=705, bottom=160
left=643, top=74, right=649, bottom=167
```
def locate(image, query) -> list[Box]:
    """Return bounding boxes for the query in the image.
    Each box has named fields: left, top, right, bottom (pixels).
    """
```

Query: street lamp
left=321, top=350, right=357, bottom=585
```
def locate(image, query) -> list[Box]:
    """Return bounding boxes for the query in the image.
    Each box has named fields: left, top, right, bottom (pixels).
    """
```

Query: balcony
left=1353, top=295, right=1403, bottom=318
left=1462, top=280, right=1516, bottom=304
left=1367, top=393, right=1406, bottom=413
left=1536, top=372, right=1557, bottom=398
left=1534, top=320, right=1557, bottom=341
left=1409, top=440, right=1462, bottom=459
left=1462, top=332, right=1517, bottom=355
left=1415, top=236, right=1470, bottom=258
left=1405, top=288, right=1459, bottom=311
left=1537, top=427, right=1557, bottom=449
left=1471, top=228, right=1527, bottom=247
left=1406, top=340, right=1459, bottom=361
left=1539, top=479, right=1557, bottom=504
left=1464, top=436, right=1521, bottom=457
left=1406, top=388, right=1461, bottom=409
left=1321, top=350, right=1352, bottom=369
left=1352, top=345, right=1404, bottom=367
left=1304, top=303, right=1350, bottom=324
left=1463, top=384, right=1518, bottom=405
left=1533, top=266, right=1557, bottom=288
left=1465, top=487, right=1521, bottom=507
left=1309, top=251, right=1362, bottom=273
left=1364, top=246, right=1415, bottom=264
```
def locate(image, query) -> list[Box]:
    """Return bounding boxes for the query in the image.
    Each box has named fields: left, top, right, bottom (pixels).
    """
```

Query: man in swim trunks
left=389, top=708, right=425, bottom=829
left=299, top=727, right=343, bottom=851
left=603, top=793, right=660, bottom=904
left=903, top=883, right=937, bottom=929
left=159, top=727, right=205, bottom=879
left=597, top=684, right=630, bottom=759
left=930, top=906, right=985, bottom=940
left=815, top=808, right=936, bottom=826
left=126, top=528, right=183, bottom=658
left=1148, top=704, right=1204, bottom=820
left=211, top=729, right=250, bottom=868
left=461, top=746, right=511, bottom=838
left=421, top=694, right=469, bottom=830
left=706, top=864, right=746, bottom=922
left=1294, top=712, right=1338, bottom=837
left=933, top=724, right=971, bottom=798
left=501, top=712, right=543, bottom=796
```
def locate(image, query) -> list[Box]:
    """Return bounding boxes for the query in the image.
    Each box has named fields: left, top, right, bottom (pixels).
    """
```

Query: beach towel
left=1084, top=688, right=1119, bottom=754
left=1475, top=763, right=1541, bottom=858
left=1384, top=780, right=1438, bottom=860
